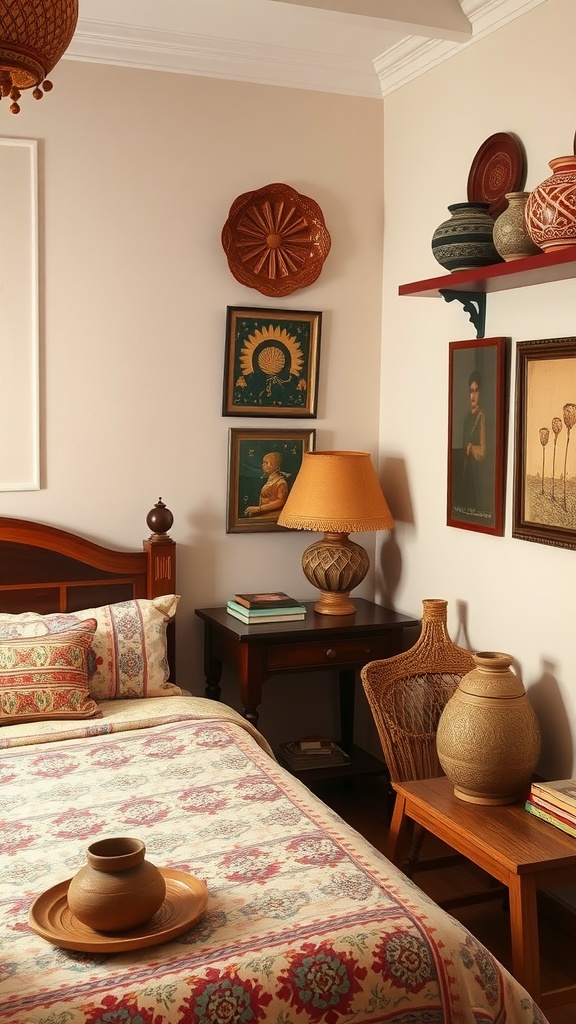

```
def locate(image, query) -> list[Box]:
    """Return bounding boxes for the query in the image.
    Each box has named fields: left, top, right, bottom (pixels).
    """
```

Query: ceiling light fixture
left=0, top=1, right=78, bottom=114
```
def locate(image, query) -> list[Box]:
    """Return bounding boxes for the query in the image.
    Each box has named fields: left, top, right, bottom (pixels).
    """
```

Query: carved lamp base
left=301, top=532, right=369, bottom=615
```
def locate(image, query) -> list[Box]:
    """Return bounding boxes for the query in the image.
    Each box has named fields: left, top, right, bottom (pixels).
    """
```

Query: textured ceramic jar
left=431, top=202, right=502, bottom=272
left=436, top=652, right=541, bottom=805
left=493, top=192, right=541, bottom=261
left=525, top=156, right=576, bottom=251
left=67, top=837, right=166, bottom=931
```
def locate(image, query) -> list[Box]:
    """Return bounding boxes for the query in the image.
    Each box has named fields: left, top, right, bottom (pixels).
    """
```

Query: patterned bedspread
left=0, top=696, right=547, bottom=1024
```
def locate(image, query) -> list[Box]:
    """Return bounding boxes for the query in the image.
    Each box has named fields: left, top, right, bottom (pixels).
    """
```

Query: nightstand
left=195, top=599, right=419, bottom=783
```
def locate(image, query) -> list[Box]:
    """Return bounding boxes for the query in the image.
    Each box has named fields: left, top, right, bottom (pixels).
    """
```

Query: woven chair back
left=361, top=599, right=475, bottom=784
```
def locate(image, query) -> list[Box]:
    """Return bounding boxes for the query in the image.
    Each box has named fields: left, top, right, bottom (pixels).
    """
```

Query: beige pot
left=436, top=652, right=541, bottom=805
left=67, top=837, right=166, bottom=932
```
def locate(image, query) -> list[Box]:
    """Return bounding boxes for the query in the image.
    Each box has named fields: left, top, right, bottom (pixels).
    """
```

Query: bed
left=0, top=505, right=548, bottom=1024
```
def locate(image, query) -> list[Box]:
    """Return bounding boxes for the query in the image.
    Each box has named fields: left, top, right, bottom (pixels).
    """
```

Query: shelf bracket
left=439, top=290, right=486, bottom=339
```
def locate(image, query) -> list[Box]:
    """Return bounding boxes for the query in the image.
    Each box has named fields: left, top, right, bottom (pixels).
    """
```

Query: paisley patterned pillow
left=0, top=595, right=181, bottom=701
left=0, top=619, right=101, bottom=724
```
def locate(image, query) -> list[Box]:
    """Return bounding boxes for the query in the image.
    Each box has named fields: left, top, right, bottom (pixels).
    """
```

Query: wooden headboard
left=0, top=499, right=177, bottom=673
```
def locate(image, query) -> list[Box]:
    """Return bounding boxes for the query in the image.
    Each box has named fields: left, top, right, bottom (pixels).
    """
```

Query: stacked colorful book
left=226, top=592, right=306, bottom=624
left=278, top=737, right=351, bottom=771
left=525, top=778, right=576, bottom=838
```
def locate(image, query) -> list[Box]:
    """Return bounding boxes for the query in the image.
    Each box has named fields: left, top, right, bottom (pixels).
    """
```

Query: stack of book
left=226, top=592, right=306, bottom=624
left=525, top=778, right=576, bottom=838
left=278, top=737, right=351, bottom=771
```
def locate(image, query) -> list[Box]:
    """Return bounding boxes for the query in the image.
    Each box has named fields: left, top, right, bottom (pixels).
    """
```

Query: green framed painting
left=447, top=336, right=508, bottom=536
left=227, top=428, right=316, bottom=533
left=222, top=306, right=322, bottom=417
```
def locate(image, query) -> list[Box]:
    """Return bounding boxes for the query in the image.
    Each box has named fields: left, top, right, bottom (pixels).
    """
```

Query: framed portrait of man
left=447, top=337, right=508, bottom=536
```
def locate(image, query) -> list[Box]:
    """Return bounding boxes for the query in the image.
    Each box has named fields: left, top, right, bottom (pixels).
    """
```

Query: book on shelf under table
left=530, top=778, right=576, bottom=814
left=525, top=798, right=576, bottom=839
left=278, top=741, right=351, bottom=770
left=226, top=603, right=306, bottom=624
left=233, top=592, right=304, bottom=610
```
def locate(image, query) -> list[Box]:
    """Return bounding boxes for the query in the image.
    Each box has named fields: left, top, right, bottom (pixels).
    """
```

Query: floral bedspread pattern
left=0, top=698, right=547, bottom=1024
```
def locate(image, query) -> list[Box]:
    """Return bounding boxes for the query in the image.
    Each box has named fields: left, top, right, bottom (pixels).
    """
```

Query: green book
left=525, top=799, right=576, bottom=840
left=227, top=599, right=306, bottom=617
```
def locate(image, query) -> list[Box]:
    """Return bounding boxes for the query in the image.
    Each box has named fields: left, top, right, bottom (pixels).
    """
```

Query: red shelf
left=399, top=245, right=576, bottom=298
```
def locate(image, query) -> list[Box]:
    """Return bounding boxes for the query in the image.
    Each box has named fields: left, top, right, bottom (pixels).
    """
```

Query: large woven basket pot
left=525, top=156, right=576, bottom=252
left=436, top=652, right=541, bottom=805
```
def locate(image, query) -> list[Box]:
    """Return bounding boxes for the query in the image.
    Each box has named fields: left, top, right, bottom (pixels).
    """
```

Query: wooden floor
left=312, top=773, right=576, bottom=1024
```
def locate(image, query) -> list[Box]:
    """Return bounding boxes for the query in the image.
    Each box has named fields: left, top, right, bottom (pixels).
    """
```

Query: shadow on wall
left=377, top=456, right=415, bottom=611
left=529, top=658, right=573, bottom=779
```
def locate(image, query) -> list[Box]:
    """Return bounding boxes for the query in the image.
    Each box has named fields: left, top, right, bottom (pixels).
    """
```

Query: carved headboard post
left=143, top=498, right=176, bottom=599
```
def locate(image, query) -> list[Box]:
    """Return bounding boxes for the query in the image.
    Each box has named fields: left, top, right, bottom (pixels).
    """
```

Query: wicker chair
left=361, top=598, right=475, bottom=876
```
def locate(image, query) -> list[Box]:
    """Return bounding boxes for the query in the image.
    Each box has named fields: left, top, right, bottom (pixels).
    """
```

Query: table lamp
left=277, top=450, right=394, bottom=615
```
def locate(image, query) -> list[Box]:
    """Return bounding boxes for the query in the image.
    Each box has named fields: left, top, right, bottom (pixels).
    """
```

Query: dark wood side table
left=387, top=776, right=576, bottom=1010
left=195, top=599, right=419, bottom=783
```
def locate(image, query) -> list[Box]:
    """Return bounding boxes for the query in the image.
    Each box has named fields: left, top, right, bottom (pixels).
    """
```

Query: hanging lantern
left=0, top=1, right=78, bottom=114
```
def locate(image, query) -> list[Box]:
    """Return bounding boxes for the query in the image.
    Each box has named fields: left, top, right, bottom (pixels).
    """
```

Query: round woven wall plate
left=221, top=182, right=331, bottom=297
left=467, top=132, right=526, bottom=218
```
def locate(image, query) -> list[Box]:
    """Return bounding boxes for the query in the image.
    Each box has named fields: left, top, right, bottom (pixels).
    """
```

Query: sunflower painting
left=223, top=307, right=322, bottom=417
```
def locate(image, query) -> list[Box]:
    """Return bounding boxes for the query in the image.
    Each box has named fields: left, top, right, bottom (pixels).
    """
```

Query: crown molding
left=375, top=0, right=548, bottom=96
left=64, top=0, right=549, bottom=100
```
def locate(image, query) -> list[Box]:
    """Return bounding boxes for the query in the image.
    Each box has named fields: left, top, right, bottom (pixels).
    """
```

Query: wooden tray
left=28, top=868, right=208, bottom=953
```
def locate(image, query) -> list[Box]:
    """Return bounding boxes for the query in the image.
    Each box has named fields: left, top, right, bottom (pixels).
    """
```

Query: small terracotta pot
left=67, top=837, right=166, bottom=932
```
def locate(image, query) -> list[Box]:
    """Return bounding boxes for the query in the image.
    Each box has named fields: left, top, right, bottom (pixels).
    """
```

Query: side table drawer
left=267, top=634, right=398, bottom=672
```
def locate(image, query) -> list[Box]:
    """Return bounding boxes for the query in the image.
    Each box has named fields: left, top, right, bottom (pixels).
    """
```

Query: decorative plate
left=221, top=182, right=331, bottom=297
left=467, top=132, right=526, bottom=218
left=28, top=868, right=208, bottom=953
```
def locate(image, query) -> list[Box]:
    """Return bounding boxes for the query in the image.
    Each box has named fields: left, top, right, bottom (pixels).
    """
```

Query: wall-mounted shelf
left=398, top=246, right=576, bottom=338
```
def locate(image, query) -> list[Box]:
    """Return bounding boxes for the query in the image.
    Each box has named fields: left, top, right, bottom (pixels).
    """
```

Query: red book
left=529, top=791, right=576, bottom=828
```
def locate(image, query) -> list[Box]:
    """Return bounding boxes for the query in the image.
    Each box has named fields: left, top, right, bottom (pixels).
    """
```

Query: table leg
left=339, top=669, right=355, bottom=749
left=508, top=873, right=541, bottom=1003
left=202, top=624, right=222, bottom=701
left=386, top=790, right=410, bottom=864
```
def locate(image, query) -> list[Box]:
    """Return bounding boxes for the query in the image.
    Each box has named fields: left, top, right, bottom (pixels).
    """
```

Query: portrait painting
left=222, top=306, right=321, bottom=417
left=447, top=337, right=508, bottom=536
left=227, top=428, right=316, bottom=533
left=513, top=336, right=576, bottom=549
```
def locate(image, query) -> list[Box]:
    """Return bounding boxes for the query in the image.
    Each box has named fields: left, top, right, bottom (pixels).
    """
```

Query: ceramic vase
left=436, top=652, right=541, bottom=805
left=431, top=202, right=502, bottom=273
left=525, top=156, right=576, bottom=252
left=67, top=837, right=166, bottom=931
left=493, top=192, right=541, bottom=261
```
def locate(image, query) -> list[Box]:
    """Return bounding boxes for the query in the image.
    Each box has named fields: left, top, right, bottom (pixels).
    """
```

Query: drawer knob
left=325, top=648, right=336, bottom=659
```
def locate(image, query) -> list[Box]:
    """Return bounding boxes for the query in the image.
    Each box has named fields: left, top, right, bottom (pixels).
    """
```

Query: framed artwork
left=447, top=337, right=508, bottom=536
left=513, top=336, right=576, bottom=549
left=227, top=428, right=316, bottom=533
left=222, top=306, right=322, bottom=417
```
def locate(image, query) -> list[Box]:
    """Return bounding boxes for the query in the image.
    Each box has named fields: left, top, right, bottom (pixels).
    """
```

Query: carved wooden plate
left=28, top=868, right=208, bottom=953
left=467, top=132, right=526, bottom=218
left=221, top=182, right=331, bottom=296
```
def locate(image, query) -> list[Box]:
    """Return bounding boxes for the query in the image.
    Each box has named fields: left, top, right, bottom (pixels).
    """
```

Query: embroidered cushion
left=0, top=595, right=181, bottom=701
left=0, top=619, right=101, bottom=724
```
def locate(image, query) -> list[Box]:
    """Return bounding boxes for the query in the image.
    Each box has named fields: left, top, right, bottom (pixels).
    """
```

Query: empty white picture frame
left=0, top=137, right=39, bottom=490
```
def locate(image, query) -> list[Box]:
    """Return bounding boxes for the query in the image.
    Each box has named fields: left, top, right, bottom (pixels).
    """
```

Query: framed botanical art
left=447, top=337, right=508, bottom=536
left=222, top=306, right=322, bottom=417
left=227, top=428, right=316, bottom=533
left=513, top=336, right=576, bottom=549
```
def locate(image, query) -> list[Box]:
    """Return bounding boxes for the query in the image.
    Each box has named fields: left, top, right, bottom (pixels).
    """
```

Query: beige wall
left=380, top=0, right=576, bottom=779
left=0, top=61, right=385, bottom=746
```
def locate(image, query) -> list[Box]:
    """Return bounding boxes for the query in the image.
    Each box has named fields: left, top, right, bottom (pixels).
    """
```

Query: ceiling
left=67, top=0, right=547, bottom=99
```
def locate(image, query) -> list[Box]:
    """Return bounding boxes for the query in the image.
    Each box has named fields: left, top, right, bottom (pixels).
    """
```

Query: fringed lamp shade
left=277, top=451, right=394, bottom=616
left=0, top=1, right=78, bottom=113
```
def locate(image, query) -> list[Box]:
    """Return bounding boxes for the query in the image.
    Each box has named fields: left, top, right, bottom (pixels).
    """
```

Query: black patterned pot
left=431, top=201, right=502, bottom=273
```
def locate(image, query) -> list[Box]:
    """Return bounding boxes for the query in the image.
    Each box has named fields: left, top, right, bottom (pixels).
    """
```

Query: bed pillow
left=0, top=595, right=181, bottom=701
left=0, top=619, right=102, bottom=725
